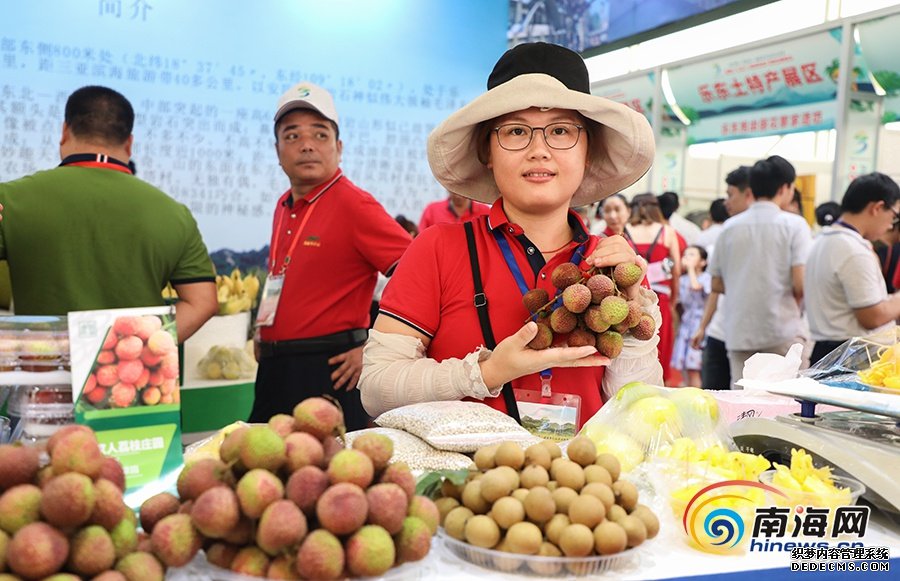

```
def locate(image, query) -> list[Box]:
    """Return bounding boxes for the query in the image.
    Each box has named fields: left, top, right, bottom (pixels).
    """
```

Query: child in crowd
left=671, top=245, right=710, bottom=387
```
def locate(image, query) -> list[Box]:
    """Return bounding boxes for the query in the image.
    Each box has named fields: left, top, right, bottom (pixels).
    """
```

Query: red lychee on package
left=68, top=306, right=183, bottom=495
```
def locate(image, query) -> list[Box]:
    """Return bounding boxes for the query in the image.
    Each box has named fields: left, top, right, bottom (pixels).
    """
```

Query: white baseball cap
left=273, top=82, right=339, bottom=126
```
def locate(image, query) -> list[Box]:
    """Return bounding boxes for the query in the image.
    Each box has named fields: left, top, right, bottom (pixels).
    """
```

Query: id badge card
left=513, top=389, right=582, bottom=441
left=255, top=274, right=284, bottom=327
left=646, top=258, right=672, bottom=286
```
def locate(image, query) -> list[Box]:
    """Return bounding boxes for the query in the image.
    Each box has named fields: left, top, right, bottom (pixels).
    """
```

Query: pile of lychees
left=139, top=397, right=439, bottom=579
left=524, top=262, right=656, bottom=358
left=0, top=426, right=156, bottom=580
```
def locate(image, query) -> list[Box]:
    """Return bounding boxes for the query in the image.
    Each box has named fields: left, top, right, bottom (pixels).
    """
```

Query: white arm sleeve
left=602, top=286, right=665, bottom=400
left=358, top=330, right=503, bottom=418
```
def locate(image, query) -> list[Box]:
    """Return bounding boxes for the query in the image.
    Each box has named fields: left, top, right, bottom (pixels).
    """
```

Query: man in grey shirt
left=708, top=156, right=812, bottom=388
left=805, top=172, right=900, bottom=364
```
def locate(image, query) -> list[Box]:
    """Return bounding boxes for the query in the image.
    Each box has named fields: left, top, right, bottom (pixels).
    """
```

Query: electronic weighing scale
left=730, top=385, right=900, bottom=526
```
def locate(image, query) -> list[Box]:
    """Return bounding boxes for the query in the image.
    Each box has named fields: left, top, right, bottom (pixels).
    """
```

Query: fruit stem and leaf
left=415, top=469, right=471, bottom=499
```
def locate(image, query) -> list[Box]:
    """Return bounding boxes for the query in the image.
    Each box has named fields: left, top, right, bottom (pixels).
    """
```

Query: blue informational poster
left=0, top=1, right=506, bottom=256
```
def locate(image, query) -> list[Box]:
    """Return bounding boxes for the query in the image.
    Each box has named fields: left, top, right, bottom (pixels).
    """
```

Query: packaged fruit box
left=0, top=315, right=70, bottom=373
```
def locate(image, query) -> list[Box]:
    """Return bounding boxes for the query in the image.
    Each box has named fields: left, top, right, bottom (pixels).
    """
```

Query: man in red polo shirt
left=418, top=192, right=490, bottom=232
left=250, top=82, right=413, bottom=430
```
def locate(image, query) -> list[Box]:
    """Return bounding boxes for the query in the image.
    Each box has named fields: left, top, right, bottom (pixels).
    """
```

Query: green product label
left=95, top=423, right=180, bottom=490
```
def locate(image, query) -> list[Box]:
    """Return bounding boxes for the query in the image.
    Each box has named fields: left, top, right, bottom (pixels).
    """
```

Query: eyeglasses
left=492, top=122, right=583, bottom=151
left=891, top=206, right=900, bottom=228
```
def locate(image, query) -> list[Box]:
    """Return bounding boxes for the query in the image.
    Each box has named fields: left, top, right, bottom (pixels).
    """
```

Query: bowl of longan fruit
left=432, top=437, right=658, bottom=577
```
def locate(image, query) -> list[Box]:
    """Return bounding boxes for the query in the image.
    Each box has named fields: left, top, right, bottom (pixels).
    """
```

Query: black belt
left=259, top=329, right=369, bottom=358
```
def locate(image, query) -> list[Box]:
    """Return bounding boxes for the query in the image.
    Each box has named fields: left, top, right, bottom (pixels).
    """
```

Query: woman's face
left=488, top=107, right=588, bottom=215
left=602, top=196, right=630, bottom=232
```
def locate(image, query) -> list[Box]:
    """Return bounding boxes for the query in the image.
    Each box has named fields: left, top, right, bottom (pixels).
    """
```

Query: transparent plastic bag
left=578, top=383, right=734, bottom=473
left=196, top=345, right=257, bottom=380
left=800, top=327, right=900, bottom=394
left=374, top=401, right=540, bottom=452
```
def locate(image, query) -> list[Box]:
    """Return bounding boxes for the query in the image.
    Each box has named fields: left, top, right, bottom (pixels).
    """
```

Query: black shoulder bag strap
left=463, top=221, right=522, bottom=424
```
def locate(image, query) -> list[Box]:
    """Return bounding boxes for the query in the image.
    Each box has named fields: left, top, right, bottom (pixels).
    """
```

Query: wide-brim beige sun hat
left=427, top=42, right=655, bottom=207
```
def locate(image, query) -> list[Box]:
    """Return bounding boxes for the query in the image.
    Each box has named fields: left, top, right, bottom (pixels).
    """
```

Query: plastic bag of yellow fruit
left=578, top=382, right=732, bottom=473
left=801, top=328, right=900, bottom=393
left=196, top=344, right=257, bottom=380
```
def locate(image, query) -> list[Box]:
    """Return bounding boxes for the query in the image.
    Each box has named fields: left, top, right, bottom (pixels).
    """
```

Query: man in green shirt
left=0, top=86, right=217, bottom=342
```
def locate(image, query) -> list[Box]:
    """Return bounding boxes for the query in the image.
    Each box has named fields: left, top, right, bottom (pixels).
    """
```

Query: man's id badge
left=513, top=389, right=582, bottom=441
left=255, top=274, right=284, bottom=327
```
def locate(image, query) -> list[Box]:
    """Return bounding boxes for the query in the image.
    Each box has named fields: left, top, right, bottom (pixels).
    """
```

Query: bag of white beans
left=374, top=401, right=541, bottom=453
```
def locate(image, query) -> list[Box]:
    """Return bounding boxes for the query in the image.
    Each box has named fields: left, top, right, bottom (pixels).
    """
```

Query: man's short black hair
left=64, top=86, right=134, bottom=145
left=814, top=201, right=841, bottom=227
left=840, top=172, right=900, bottom=214
left=749, top=155, right=795, bottom=200
left=657, top=191, right=679, bottom=220
left=725, top=166, right=751, bottom=190
left=709, top=198, right=729, bottom=223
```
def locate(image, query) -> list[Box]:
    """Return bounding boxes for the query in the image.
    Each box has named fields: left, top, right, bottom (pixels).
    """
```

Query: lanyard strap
left=268, top=174, right=342, bottom=274
left=491, top=228, right=586, bottom=384
left=269, top=199, right=321, bottom=274
left=59, top=153, right=133, bottom=174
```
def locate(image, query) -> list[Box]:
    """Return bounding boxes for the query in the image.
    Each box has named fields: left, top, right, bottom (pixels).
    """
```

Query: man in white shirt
left=692, top=167, right=752, bottom=390
left=805, top=172, right=900, bottom=364
left=709, top=156, right=812, bottom=388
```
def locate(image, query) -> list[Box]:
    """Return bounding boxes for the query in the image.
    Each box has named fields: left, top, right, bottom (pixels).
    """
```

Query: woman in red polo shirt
left=359, top=43, right=664, bottom=431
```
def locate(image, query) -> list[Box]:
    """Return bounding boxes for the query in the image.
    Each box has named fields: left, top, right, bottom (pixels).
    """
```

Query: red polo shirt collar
left=279, top=169, right=343, bottom=208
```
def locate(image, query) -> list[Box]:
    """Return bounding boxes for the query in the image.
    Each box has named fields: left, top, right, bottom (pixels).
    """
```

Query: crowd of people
left=2, top=41, right=897, bottom=433
left=578, top=160, right=900, bottom=389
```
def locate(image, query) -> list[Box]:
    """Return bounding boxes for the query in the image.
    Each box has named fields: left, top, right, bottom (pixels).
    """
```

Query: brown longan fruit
left=546, top=480, right=558, bottom=491
left=558, top=523, right=595, bottom=557
left=524, top=443, right=552, bottom=470
left=444, top=506, right=474, bottom=540
left=505, top=521, right=543, bottom=555
left=435, top=497, right=460, bottom=523
left=519, top=464, right=550, bottom=489
left=612, top=479, right=639, bottom=512
left=595, top=453, right=621, bottom=481
left=565, top=435, right=597, bottom=467
left=527, top=542, right=563, bottom=576
left=551, top=486, right=578, bottom=514
left=494, top=466, right=521, bottom=490
left=540, top=440, right=563, bottom=460
left=490, top=496, right=525, bottom=530
left=491, top=540, right=524, bottom=572
left=549, top=457, right=568, bottom=480
left=523, top=486, right=555, bottom=524
left=583, top=464, right=613, bottom=486
left=554, top=460, right=585, bottom=492
left=568, top=494, right=606, bottom=529
left=474, top=444, right=499, bottom=470
left=594, top=520, right=628, bottom=555
left=581, top=482, right=616, bottom=511
left=619, top=514, right=648, bottom=548
left=461, top=480, right=490, bottom=514
left=480, top=468, right=515, bottom=503
left=631, top=504, right=660, bottom=539
left=511, top=488, right=530, bottom=503
left=544, top=513, right=571, bottom=546
left=494, top=442, right=525, bottom=470
left=607, top=504, right=627, bottom=523
left=465, top=514, right=501, bottom=548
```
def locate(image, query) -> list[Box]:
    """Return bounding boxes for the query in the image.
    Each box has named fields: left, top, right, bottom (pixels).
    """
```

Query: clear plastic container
left=438, top=529, right=641, bottom=577
left=0, top=316, right=69, bottom=372
left=15, top=385, right=73, bottom=444
left=758, top=470, right=865, bottom=509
